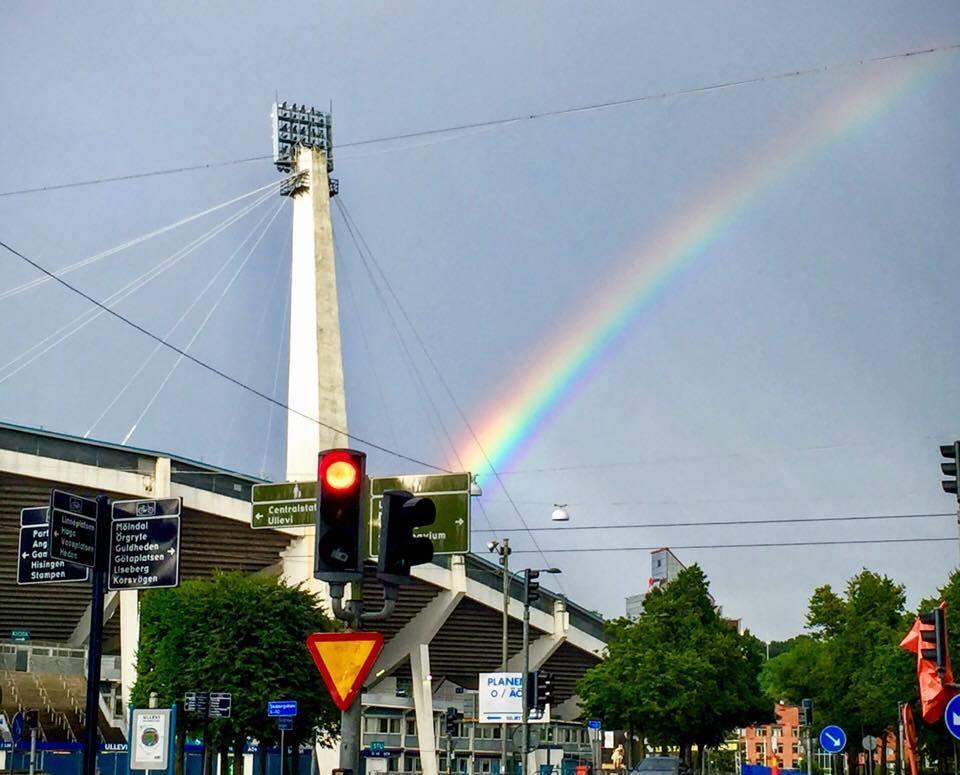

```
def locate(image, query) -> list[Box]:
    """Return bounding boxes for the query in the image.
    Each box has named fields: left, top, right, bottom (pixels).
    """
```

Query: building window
left=792, top=744, right=799, bottom=755
left=406, top=719, right=417, bottom=736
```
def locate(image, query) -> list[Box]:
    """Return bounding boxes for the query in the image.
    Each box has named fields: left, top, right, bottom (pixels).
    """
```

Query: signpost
left=18, top=509, right=89, bottom=585
left=368, top=473, right=470, bottom=557
left=108, top=498, right=182, bottom=591
left=588, top=720, right=601, bottom=731
left=267, top=701, right=298, bottom=718
left=478, top=672, right=524, bottom=723
left=819, top=725, right=847, bottom=753
left=251, top=481, right=316, bottom=529
left=208, top=694, right=232, bottom=719
left=944, top=695, right=960, bottom=740
left=49, top=490, right=98, bottom=568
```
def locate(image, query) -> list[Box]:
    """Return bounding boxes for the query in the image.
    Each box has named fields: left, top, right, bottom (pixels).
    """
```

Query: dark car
left=629, top=756, right=681, bottom=775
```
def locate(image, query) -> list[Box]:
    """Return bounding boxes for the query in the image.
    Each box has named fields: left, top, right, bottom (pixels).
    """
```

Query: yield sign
left=306, top=632, right=384, bottom=711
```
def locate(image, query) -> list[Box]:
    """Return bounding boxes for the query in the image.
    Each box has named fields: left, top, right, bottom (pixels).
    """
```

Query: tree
left=578, top=565, right=769, bottom=765
left=132, top=572, right=340, bottom=775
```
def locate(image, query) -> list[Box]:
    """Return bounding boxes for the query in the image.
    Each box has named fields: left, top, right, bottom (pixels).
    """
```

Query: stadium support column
left=281, top=145, right=348, bottom=593
left=411, top=643, right=440, bottom=775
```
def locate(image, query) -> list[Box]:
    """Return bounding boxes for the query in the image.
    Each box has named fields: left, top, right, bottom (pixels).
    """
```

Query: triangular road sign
left=306, top=632, right=384, bottom=711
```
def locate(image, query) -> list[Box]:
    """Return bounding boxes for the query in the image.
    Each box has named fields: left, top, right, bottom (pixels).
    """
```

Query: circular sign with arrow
left=944, top=694, right=960, bottom=741
left=819, top=725, right=847, bottom=753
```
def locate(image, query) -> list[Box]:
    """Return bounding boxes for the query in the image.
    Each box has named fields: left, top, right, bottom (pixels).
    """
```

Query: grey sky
left=1, top=2, right=958, bottom=639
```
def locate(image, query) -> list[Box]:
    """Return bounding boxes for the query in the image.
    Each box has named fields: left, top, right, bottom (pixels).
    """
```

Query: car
left=629, top=756, right=681, bottom=775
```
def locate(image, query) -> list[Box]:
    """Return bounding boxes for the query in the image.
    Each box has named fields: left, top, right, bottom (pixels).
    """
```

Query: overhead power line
left=0, top=237, right=452, bottom=473
left=2, top=41, right=955, bottom=199
left=510, top=536, right=954, bottom=553
left=485, top=511, right=953, bottom=533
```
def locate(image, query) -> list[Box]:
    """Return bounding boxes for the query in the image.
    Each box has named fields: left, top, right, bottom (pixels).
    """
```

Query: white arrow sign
left=825, top=733, right=840, bottom=747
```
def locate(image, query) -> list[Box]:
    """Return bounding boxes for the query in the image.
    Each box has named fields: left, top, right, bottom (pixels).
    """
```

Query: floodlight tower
left=271, top=101, right=347, bottom=479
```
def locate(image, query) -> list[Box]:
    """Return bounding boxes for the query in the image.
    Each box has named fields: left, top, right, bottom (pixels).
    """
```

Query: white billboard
left=478, top=672, right=523, bottom=722
left=130, top=709, right=171, bottom=770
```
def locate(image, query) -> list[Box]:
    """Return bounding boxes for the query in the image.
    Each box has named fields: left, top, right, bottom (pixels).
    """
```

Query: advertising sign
left=130, top=709, right=171, bottom=770
left=478, top=672, right=523, bottom=723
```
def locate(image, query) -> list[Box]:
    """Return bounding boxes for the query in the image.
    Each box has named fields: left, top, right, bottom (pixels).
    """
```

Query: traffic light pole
left=82, top=495, right=110, bottom=775
left=500, top=539, right=510, bottom=775
left=521, top=594, right=531, bottom=767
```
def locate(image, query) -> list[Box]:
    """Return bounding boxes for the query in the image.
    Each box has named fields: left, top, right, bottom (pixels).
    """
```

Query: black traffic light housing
left=535, top=670, right=554, bottom=711
left=377, top=489, right=436, bottom=586
left=942, top=442, right=960, bottom=500
left=524, top=569, right=541, bottom=606
left=919, top=606, right=948, bottom=677
left=444, top=706, right=462, bottom=737
left=799, top=698, right=813, bottom=726
left=315, top=449, right=367, bottom=583
left=24, top=709, right=38, bottom=729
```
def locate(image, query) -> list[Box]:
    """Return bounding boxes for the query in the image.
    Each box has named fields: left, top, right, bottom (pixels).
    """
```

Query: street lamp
left=487, top=539, right=511, bottom=775
left=469, top=475, right=483, bottom=497
left=522, top=567, right=562, bottom=768
left=551, top=504, right=569, bottom=522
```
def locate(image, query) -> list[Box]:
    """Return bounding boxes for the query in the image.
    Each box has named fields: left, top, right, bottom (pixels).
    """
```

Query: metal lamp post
left=522, top=568, right=562, bottom=772
left=487, top=539, right=512, bottom=775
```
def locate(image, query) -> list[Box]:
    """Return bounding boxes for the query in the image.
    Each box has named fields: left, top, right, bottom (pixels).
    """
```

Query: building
left=738, top=704, right=803, bottom=769
left=625, top=548, right=718, bottom=618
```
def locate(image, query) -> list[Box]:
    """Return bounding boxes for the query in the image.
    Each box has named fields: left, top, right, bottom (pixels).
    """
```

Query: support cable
left=0, top=238, right=450, bottom=472
left=121, top=202, right=286, bottom=444
left=260, top=261, right=292, bottom=479
left=84, top=200, right=286, bottom=439
left=509, top=536, right=956, bottom=554
left=0, top=187, right=278, bottom=385
left=336, top=198, right=546, bottom=569
left=0, top=177, right=290, bottom=301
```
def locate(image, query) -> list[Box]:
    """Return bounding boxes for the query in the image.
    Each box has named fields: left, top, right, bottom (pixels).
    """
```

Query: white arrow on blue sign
left=819, top=725, right=847, bottom=753
left=944, top=694, right=960, bottom=740
left=268, top=700, right=298, bottom=717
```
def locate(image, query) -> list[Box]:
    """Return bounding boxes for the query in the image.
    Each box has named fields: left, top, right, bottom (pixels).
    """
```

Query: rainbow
left=462, top=58, right=939, bottom=480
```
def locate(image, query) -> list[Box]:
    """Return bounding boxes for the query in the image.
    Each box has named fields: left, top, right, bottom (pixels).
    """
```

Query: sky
left=0, top=2, right=958, bottom=639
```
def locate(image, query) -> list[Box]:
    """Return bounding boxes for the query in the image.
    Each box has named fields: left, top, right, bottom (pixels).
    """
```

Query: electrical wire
left=0, top=237, right=452, bottom=472
left=480, top=511, right=954, bottom=533
left=509, top=536, right=955, bottom=553
left=335, top=196, right=556, bottom=576
left=2, top=42, right=955, bottom=198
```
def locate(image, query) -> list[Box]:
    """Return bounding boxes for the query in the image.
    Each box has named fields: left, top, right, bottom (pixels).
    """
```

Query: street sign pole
left=279, top=727, right=286, bottom=775
left=82, top=495, right=110, bottom=775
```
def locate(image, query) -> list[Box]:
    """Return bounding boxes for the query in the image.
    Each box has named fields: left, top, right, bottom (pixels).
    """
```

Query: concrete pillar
left=411, top=644, right=439, bottom=775
left=285, top=144, right=348, bottom=481
left=119, top=457, right=171, bottom=720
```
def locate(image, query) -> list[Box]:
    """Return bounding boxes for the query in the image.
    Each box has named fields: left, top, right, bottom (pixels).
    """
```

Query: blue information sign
left=819, top=725, right=847, bottom=753
left=268, top=700, right=298, bottom=717
left=587, top=719, right=601, bottom=730
left=944, top=694, right=960, bottom=740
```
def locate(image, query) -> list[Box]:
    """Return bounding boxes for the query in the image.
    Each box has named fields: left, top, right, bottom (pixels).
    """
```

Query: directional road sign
left=49, top=489, right=98, bottom=568
left=184, top=692, right=209, bottom=716
left=944, top=694, right=960, bottom=740
left=277, top=718, right=293, bottom=732
left=819, top=725, right=846, bottom=753
left=267, top=700, right=298, bottom=717
left=209, top=693, right=232, bottom=718
left=306, top=632, right=384, bottom=711
left=251, top=481, right=316, bottom=529
left=18, top=511, right=90, bottom=585
left=10, top=630, right=30, bottom=642
left=108, top=498, right=181, bottom=591
left=368, top=473, right=471, bottom=557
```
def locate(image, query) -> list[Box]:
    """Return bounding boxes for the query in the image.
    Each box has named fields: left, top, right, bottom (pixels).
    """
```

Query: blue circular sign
left=819, top=725, right=847, bottom=753
left=945, top=694, right=960, bottom=740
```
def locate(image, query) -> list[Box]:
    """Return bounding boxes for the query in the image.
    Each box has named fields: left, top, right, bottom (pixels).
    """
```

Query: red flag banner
left=901, top=704, right=919, bottom=775
left=900, top=602, right=955, bottom=724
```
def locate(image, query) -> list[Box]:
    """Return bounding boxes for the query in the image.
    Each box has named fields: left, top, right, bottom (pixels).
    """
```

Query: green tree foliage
left=131, top=572, right=340, bottom=774
left=763, top=570, right=917, bottom=773
left=577, top=565, right=769, bottom=759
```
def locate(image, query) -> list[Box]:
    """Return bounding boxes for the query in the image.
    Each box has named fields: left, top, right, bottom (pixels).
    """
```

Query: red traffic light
left=319, top=450, right=361, bottom=493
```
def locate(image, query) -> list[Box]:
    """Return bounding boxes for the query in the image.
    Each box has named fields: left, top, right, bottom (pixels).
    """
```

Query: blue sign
left=10, top=712, right=24, bottom=744
left=587, top=719, right=601, bottom=730
left=819, top=725, right=847, bottom=753
left=268, top=700, right=298, bottom=717
left=277, top=718, right=293, bottom=731
left=945, top=695, right=960, bottom=741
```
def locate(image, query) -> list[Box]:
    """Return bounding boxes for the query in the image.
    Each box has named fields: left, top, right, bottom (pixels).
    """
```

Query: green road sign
left=11, top=629, right=30, bottom=642
left=251, top=481, right=316, bottom=529
left=367, top=473, right=471, bottom=557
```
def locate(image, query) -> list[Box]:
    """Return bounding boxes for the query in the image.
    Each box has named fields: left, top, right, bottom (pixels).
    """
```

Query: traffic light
left=377, top=489, right=436, bottom=586
left=315, top=449, right=366, bottom=583
left=524, top=569, right=541, bottom=606
left=919, top=606, right=948, bottom=677
left=444, top=707, right=462, bottom=737
left=799, top=698, right=813, bottom=726
left=24, top=709, right=38, bottom=729
left=942, top=442, right=960, bottom=500
left=535, top=671, right=554, bottom=710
